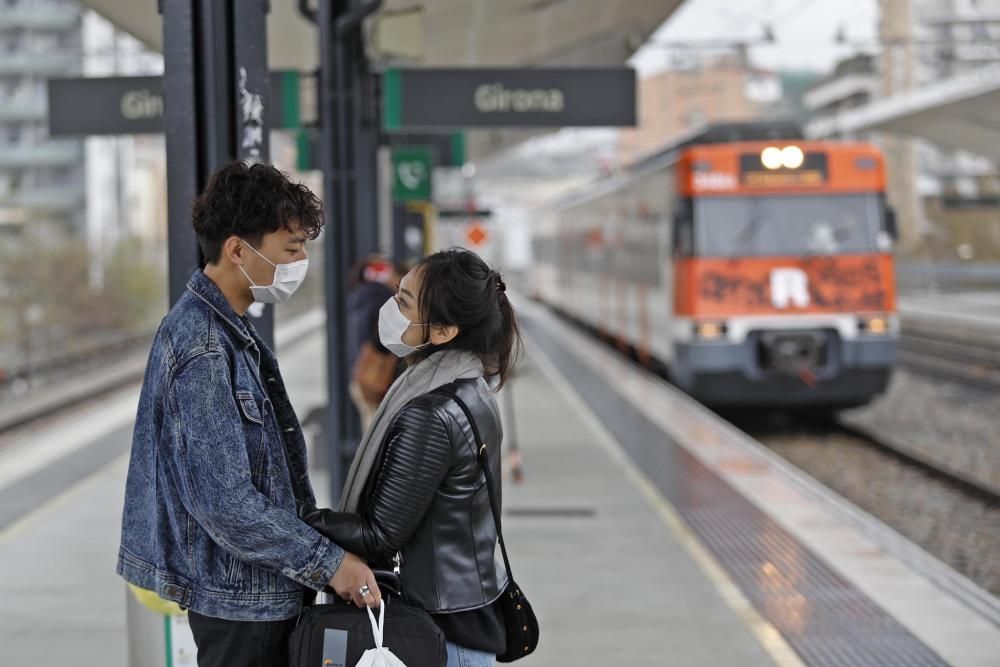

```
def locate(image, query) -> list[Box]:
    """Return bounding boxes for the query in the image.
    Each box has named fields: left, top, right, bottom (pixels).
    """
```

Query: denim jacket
left=117, top=269, right=344, bottom=621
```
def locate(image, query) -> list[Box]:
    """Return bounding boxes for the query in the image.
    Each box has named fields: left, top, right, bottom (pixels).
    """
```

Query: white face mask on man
left=378, top=297, right=430, bottom=357
left=239, top=241, right=309, bottom=304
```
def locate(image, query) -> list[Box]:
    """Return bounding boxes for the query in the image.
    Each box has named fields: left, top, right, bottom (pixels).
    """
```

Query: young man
left=117, top=161, right=380, bottom=666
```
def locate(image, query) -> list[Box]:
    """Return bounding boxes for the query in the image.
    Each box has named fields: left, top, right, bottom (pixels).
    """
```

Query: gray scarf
left=338, top=349, right=484, bottom=512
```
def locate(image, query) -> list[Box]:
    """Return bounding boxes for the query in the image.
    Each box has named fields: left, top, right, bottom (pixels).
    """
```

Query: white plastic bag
left=356, top=604, right=407, bottom=667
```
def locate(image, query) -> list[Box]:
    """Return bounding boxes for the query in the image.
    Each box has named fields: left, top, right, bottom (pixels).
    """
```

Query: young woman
left=301, top=248, right=520, bottom=667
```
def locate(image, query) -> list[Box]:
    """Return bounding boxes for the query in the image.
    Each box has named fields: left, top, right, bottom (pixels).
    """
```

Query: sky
left=631, top=0, right=879, bottom=75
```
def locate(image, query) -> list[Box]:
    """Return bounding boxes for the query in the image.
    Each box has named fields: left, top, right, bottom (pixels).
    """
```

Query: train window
left=672, top=199, right=694, bottom=257
left=693, top=193, right=882, bottom=257
left=883, top=200, right=899, bottom=241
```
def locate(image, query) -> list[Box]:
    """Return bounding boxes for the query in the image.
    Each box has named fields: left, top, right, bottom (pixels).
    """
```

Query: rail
left=0, top=308, right=325, bottom=435
left=897, top=316, right=1000, bottom=389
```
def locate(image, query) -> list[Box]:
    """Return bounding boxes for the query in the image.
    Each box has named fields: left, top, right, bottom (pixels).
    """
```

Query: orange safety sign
left=466, top=221, right=489, bottom=247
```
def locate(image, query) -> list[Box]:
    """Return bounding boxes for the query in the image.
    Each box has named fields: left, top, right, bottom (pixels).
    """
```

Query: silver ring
left=359, top=585, right=371, bottom=597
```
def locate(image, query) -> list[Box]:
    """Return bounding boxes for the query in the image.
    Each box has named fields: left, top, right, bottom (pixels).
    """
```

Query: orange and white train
left=532, top=123, right=898, bottom=409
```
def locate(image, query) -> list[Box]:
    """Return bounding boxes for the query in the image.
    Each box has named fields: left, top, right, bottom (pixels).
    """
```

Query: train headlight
left=859, top=315, right=890, bottom=335
left=761, top=147, right=783, bottom=170
left=781, top=146, right=804, bottom=169
left=694, top=321, right=728, bottom=340
left=760, top=145, right=805, bottom=169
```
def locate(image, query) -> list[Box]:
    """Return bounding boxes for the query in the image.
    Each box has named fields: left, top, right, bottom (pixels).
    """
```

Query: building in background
left=617, top=53, right=797, bottom=166
left=812, top=0, right=1000, bottom=257
left=804, top=54, right=880, bottom=140
left=0, top=1, right=167, bottom=385
left=0, top=0, right=85, bottom=235
left=894, top=0, right=1000, bottom=261
left=80, top=9, right=165, bottom=286
left=0, top=1, right=165, bottom=251
left=618, top=54, right=780, bottom=165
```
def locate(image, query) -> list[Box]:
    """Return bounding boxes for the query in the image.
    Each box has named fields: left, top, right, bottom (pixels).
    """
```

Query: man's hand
left=329, top=552, right=381, bottom=608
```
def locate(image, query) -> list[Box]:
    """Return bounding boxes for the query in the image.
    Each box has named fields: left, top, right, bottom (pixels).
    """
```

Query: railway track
left=0, top=308, right=325, bottom=437
left=551, top=301, right=1000, bottom=496
left=741, top=412, right=1000, bottom=596
left=549, top=303, right=1000, bottom=595
left=837, top=418, right=1000, bottom=503
left=897, top=324, right=1000, bottom=390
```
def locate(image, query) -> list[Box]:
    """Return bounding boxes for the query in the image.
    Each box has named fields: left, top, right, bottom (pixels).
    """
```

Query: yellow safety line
left=0, top=454, right=128, bottom=545
left=524, top=329, right=807, bottom=667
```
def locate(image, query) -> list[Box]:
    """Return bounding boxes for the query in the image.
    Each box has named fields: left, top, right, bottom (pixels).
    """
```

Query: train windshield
left=693, top=193, right=884, bottom=257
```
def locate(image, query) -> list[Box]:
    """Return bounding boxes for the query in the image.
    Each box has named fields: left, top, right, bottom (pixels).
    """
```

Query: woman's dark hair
left=410, top=248, right=521, bottom=389
left=192, top=161, right=324, bottom=264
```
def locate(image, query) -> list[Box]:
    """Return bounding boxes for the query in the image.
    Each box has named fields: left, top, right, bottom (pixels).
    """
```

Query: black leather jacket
left=300, top=377, right=508, bottom=613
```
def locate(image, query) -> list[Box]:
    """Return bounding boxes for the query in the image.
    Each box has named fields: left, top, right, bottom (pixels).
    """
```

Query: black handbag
left=280, top=426, right=446, bottom=665
left=445, top=390, right=540, bottom=663
left=288, top=596, right=446, bottom=667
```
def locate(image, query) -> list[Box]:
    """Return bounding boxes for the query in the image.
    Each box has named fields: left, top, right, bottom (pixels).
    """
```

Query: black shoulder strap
left=440, top=389, right=517, bottom=588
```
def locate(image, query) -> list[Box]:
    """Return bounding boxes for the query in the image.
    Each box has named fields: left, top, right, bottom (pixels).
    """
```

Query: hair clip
left=496, top=277, right=507, bottom=293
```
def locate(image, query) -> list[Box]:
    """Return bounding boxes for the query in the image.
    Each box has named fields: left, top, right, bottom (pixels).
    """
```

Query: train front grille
left=757, top=330, right=829, bottom=374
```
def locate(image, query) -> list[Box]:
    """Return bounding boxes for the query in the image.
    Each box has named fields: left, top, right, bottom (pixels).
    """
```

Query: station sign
left=382, top=67, right=636, bottom=130
left=48, top=71, right=300, bottom=137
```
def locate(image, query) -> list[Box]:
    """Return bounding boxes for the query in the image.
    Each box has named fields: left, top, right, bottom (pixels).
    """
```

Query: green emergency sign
left=392, top=148, right=433, bottom=202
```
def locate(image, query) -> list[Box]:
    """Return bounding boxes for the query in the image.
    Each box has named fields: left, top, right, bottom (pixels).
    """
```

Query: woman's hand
left=329, top=552, right=382, bottom=608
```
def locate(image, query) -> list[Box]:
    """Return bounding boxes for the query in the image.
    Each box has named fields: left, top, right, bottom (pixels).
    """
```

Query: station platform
left=1, top=302, right=999, bottom=665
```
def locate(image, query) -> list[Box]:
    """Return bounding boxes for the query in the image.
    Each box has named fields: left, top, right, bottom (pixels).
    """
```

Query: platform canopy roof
left=806, top=65, right=1000, bottom=162
left=81, top=0, right=681, bottom=71
left=81, top=1, right=683, bottom=159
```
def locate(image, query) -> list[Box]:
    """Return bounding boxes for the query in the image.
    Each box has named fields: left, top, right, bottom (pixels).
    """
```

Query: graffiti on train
left=691, top=255, right=893, bottom=315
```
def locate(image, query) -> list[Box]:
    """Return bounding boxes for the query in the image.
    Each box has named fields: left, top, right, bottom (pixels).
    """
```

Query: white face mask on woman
left=378, top=297, right=430, bottom=357
left=239, top=241, right=309, bottom=304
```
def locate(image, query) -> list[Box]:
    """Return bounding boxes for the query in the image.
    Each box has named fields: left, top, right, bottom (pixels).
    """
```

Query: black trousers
left=188, top=610, right=298, bottom=667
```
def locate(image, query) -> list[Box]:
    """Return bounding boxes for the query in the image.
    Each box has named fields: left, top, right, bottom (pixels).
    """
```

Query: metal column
left=354, top=67, right=381, bottom=258
left=233, top=0, right=275, bottom=349
left=161, top=0, right=274, bottom=349
left=316, top=0, right=381, bottom=502
left=162, top=0, right=206, bottom=309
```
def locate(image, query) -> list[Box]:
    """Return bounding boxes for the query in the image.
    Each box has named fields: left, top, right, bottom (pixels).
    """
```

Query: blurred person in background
left=348, top=256, right=402, bottom=431
left=117, top=161, right=380, bottom=667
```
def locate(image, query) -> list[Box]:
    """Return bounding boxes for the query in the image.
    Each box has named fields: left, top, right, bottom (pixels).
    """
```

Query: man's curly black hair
left=192, top=161, right=325, bottom=265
